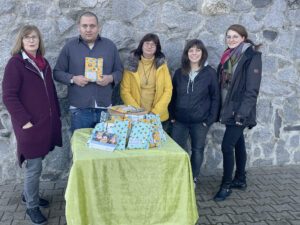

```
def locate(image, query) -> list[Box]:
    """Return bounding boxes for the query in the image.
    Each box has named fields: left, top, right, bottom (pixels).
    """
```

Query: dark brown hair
left=133, top=33, right=165, bottom=61
left=181, top=39, right=208, bottom=75
left=226, top=24, right=262, bottom=50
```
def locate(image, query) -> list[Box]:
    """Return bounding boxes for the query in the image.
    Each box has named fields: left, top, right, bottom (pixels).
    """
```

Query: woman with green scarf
left=214, top=24, right=262, bottom=201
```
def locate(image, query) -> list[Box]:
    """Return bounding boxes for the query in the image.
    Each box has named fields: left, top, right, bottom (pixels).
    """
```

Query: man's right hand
left=73, top=75, right=89, bottom=87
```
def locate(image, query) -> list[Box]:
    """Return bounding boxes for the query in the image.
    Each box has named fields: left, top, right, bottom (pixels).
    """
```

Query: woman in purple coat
left=2, top=25, right=62, bottom=225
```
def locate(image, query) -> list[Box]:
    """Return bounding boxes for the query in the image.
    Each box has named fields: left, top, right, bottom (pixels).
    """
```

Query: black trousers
left=221, top=125, right=246, bottom=184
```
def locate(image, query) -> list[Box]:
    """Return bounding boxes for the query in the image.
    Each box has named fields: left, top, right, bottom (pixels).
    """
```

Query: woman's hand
left=22, top=122, right=33, bottom=129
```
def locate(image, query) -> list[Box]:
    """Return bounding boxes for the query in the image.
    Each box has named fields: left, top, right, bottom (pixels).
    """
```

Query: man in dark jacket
left=54, top=11, right=123, bottom=133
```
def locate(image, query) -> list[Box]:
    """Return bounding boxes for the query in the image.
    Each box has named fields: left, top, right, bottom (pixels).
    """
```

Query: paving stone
left=212, top=206, right=234, bottom=216
left=236, top=198, right=257, bottom=206
left=254, top=197, right=277, bottom=205
left=248, top=211, right=274, bottom=222
left=272, top=196, right=296, bottom=204
left=245, top=222, right=268, bottom=225
left=228, top=213, right=254, bottom=223
left=253, top=204, right=277, bottom=213
left=290, top=220, right=300, bottom=225
left=265, top=220, right=292, bottom=225
left=206, top=214, right=232, bottom=224
left=255, top=190, right=278, bottom=198
left=231, top=205, right=256, bottom=214
left=268, top=211, right=296, bottom=220
left=198, top=207, right=214, bottom=216
left=271, top=203, right=296, bottom=212
left=196, top=216, right=210, bottom=225
left=289, top=211, right=300, bottom=219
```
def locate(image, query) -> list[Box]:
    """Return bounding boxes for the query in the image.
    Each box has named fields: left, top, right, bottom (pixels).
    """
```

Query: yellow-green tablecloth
left=65, top=128, right=198, bottom=225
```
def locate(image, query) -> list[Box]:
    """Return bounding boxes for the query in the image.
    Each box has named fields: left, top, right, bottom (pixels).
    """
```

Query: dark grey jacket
left=218, top=46, right=262, bottom=128
left=53, top=36, right=123, bottom=108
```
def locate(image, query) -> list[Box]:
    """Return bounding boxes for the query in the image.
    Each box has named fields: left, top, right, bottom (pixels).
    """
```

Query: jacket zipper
left=25, top=64, right=52, bottom=118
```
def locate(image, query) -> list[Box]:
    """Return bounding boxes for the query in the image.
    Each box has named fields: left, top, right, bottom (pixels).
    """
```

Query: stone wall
left=0, top=0, right=299, bottom=183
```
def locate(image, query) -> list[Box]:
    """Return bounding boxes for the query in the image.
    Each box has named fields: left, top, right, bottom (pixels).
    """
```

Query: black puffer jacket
left=218, top=46, right=262, bottom=128
left=169, top=65, right=220, bottom=126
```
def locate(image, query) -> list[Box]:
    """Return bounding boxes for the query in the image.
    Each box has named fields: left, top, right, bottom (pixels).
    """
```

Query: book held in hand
left=85, top=57, right=103, bottom=82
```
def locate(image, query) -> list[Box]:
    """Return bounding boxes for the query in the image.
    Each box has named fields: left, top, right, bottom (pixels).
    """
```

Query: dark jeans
left=171, top=121, right=209, bottom=179
left=221, top=125, right=246, bottom=184
left=70, top=108, right=107, bottom=133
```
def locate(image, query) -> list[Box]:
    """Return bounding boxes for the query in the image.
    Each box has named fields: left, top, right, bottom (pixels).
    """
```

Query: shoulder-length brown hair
left=181, top=39, right=208, bottom=75
left=226, top=24, right=262, bottom=50
left=11, top=25, right=45, bottom=56
left=132, top=33, right=165, bottom=61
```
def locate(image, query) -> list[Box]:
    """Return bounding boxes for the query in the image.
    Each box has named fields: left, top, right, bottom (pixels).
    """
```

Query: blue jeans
left=70, top=108, right=107, bottom=133
left=221, top=125, right=246, bottom=184
left=171, top=121, right=209, bottom=179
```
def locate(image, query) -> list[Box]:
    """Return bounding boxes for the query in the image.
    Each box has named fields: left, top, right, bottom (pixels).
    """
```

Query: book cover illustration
left=89, top=130, right=117, bottom=152
left=85, top=57, right=103, bottom=82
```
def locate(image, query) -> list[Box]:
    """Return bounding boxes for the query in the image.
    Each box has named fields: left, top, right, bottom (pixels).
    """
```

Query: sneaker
left=26, top=207, right=47, bottom=225
left=230, top=178, right=247, bottom=190
left=22, top=195, right=50, bottom=208
left=213, top=184, right=232, bottom=202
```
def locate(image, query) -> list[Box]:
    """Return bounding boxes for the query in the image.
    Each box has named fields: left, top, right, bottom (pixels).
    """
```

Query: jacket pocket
left=220, top=101, right=234, bottom=122
left=17, top=116, right=50, bottom=144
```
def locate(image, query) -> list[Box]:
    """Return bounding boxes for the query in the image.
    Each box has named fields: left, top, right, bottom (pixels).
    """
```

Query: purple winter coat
left=2, top=53, right=62, bottom=166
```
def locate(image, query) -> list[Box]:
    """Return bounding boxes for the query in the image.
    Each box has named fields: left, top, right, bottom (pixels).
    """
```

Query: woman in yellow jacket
left=120, top=33, right=173, bottom=127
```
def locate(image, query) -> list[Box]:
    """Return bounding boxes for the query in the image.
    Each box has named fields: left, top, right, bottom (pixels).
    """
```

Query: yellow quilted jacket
left=120, top=56, right=173, bottom=122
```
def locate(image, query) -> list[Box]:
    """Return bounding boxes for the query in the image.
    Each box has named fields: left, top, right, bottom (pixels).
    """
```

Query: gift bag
left=127, top=122, right=152, bottom=149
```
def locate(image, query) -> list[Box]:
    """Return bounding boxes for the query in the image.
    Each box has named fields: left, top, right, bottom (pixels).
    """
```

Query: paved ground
left=0, top=165, right=299, bottom=225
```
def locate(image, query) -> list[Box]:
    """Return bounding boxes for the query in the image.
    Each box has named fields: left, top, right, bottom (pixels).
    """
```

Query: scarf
left=220, top=42, right=245, bottom=89
left=24, top=50, right=46, bottom=71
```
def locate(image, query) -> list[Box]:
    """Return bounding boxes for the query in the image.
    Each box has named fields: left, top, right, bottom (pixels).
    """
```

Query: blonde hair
left=11, top=25, right=45, bottom=56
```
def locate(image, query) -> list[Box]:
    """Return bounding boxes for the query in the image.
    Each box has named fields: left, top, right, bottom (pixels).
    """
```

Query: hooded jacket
left=169, top=65, right=220, bottom=125
left=120, top=55, right=172, bottom=122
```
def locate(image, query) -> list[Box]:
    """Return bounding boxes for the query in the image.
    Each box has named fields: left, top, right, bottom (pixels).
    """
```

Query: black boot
left=231, top=172, right=247, bottom=190
left=213, top=183, right=232, bottom=202
left=26, top=207, right=47, bottom=225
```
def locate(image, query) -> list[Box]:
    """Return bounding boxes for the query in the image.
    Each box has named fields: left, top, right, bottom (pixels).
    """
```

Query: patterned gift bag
left=127, top=122, right=152, bottom=149
left=112, top=120, right=129, bottom=150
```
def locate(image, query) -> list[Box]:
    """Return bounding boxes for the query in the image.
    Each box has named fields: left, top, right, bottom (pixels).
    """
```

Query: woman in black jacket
left=213, top=24, right=262, bottom=201
left=169, top=39, right=220, bottom=187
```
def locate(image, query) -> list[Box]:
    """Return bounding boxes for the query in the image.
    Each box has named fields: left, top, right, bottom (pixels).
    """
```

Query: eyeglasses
left=80, top=24, right=98, bottom=29
left=23, top=35, right=39, bottom=42
left=144, top=42, right=156, bottom=48
left=226, top=35, right=241, bottom=40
